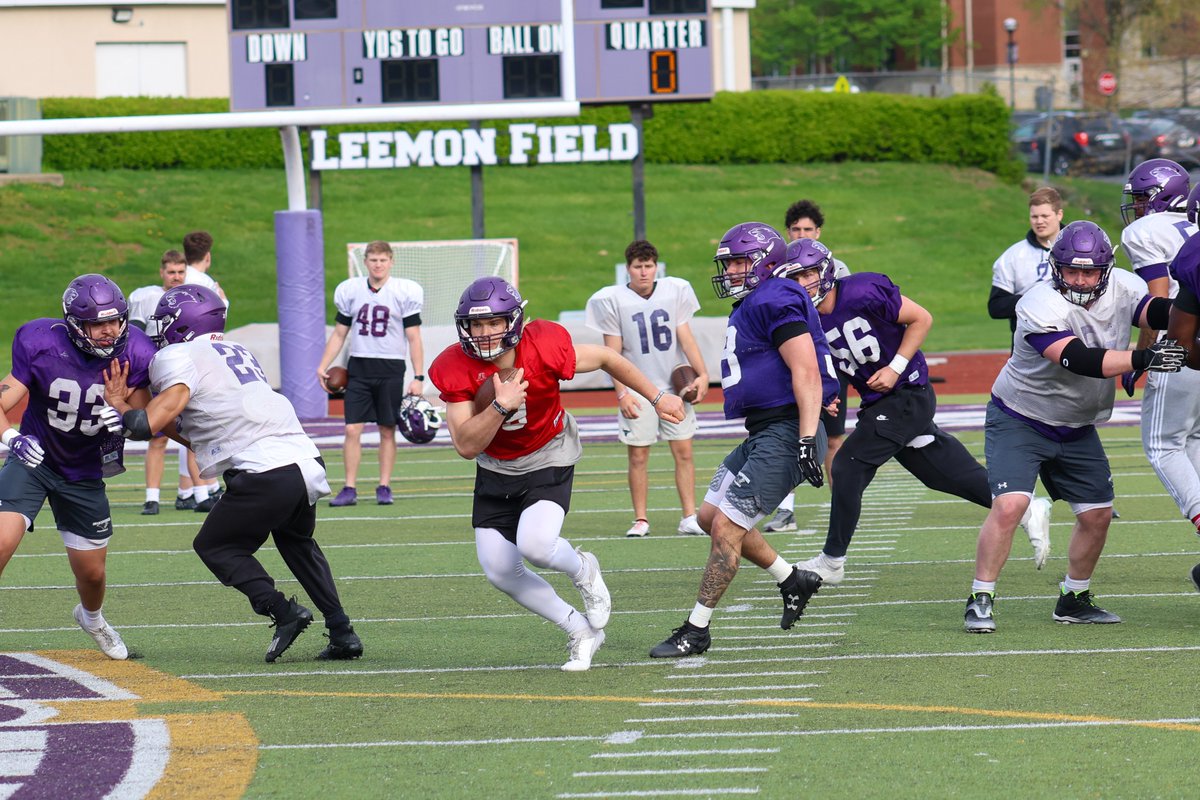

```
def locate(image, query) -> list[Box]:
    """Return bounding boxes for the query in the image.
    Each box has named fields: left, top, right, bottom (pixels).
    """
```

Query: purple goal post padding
left=275, top=209, right=327, bottom=420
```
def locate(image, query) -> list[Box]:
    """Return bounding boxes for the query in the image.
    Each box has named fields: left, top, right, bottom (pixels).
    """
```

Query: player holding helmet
left=429, top=276, right=684, bottom=672
left=103, top=284, right=362, bottom=663
left=0, top=274, right=156, bottom=659
left=965, top=220, right=1185, bottom=633
left=649, top=222, right=830, bottom=659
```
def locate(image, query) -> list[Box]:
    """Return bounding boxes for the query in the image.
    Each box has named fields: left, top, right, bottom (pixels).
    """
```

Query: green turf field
left=4, top=423, right=1199, bottom=798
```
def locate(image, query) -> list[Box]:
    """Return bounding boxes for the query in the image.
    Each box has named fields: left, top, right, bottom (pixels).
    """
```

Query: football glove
left=797, top=436, right=824, bottom=488
left=6, top=433, right=45, bottom=469
left=1120, top=370, right=1142, bottom=397
left=97, top=404, right=124, bottom=435
left=1136, top=339, right=1187, bottom=373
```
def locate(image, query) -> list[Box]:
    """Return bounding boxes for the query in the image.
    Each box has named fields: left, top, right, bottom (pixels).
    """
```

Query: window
left=265, top=63, right=295, bottom=106
left=231, top=0, right=289, bottom=30
left=96, top=43, right=187, bottom=97
left=649, top=0, right=705, bottom=14
left=295, top=0, right=337, bottom=20
left=601, top=0, right=643, bottom=7
left=502, top=55, right=560, bottom=99
left=381, top=59, right=439, bottom=103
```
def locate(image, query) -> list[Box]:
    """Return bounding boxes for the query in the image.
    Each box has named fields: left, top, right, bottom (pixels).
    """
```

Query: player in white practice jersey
left=988, top=187, right=1064, bottom=340
left=105, top=285, right=362, bottom=663
left=317, top=241, right=426, bottom=507
left=964, top=221, right=1185, bottom=633
left=126, top=250, right=188, bottom=515
left=585, top=240, right=709, bottom=537
left=1121, top=161, right=1200, bottom=531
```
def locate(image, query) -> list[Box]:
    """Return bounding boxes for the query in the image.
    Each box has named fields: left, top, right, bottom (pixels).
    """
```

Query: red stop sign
left=1098, top=72, right=1117, bottom=96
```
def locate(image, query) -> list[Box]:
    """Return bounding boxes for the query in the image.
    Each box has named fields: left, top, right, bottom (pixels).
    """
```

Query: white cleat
left=677, top=515, right=705, bottom=535
left=73, top=604, right=128, bottom=660
left=796, top=555, right=844, bottom=586
left=1020, top=497, right=1052, bottom=570
left=562, top=626, right=605, bottom=672
left=572, top=548, right=611, bottom=629
left=625, top=519, right=650, bottom=537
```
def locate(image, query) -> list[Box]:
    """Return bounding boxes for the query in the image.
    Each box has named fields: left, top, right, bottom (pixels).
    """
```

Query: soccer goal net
left=347, top=238, right=519, bottom=326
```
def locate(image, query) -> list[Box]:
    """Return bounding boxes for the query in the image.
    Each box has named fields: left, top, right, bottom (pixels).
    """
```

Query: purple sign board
left=228, top=0, right=713, bottom=111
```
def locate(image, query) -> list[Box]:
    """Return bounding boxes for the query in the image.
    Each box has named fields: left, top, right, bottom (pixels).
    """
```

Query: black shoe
left=175, top=495, right=197, bottom=511
left=209, top=487, right=224, bottom=502
left=649, top=620, right=711, bottom=658
left=1191, top=564, right=1200, bottom=593
left=317, top=627, right=364, bottom=660
left=194, top=496, right=219, bottom=513
left=778, top=567, right=822, bottom=630
left=1052, top=589, right=1121, bottom=624
left=141, top=500, right=159, bottom=516
left=265, top=597, right=314, bottom=663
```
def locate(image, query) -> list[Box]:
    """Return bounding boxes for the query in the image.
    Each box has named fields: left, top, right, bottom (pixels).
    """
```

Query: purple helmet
left=62, top=274, right=130, bottom=358
left=781, top=239, right=837, bottom=305
left=454, top=277, right=527, bottom=360
left=396, top=393, right=442, bottom=444
left=1049, top=220, right=1115, bottom=306
left=150, top=284, right=227, bottom=348
left=1188, top=182, right=1200, bottom=225
left=711, top=222, right=787, bottom=299
left=1121, top=158, right=1190, bottom=225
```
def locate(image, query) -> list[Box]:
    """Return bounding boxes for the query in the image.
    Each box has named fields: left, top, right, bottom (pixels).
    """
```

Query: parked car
left=1121, top=117, right=1200, bottom=168
left=1014, top=111, right=1131, bottom=176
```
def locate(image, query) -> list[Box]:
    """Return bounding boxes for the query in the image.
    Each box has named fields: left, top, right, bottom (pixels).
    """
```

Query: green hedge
left=40, top=91, right=1022, bottom=180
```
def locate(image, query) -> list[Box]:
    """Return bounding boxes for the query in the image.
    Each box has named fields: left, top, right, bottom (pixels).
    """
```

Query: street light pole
left=1004, top=17, right=1018, bottom=110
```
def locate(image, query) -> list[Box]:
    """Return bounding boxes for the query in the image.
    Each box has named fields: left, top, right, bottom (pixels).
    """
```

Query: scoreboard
left=227, top=0, right=713, bottom=112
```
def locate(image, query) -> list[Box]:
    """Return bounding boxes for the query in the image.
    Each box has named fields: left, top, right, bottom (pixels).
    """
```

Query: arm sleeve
left=988, top=285, right=1020, bottom=320
left=1144, top=296, right=1172, bottom=330
left=771, top=320, right=811, bottom=348
left=1057, top=338, right=1110, bottom=378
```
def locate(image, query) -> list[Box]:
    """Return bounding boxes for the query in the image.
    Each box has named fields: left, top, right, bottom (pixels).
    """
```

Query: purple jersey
left=10, top=320, right=155, bottom=480
left=721, top=277, right=837, bottom=419
left=818, top=273, right=928, bottom=407
left=1170, top=234, right=1200, bottom=301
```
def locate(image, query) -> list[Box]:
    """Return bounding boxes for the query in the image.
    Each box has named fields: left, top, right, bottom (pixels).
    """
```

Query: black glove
left=1120, top=370, right=1142, bottom=397
left=1133, top=339, right=1187, bottom=373
left=797, top=435, right=824, bottom=488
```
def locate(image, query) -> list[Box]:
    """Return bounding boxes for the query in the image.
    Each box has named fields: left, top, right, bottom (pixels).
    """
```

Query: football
left=670, top=363, right=700, bottom=404
left=474, top=367, right=519, bottom=418
left=326, top=366, right=349, bottom=395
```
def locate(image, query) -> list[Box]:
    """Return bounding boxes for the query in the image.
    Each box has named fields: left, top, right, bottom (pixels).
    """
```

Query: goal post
left=347, top=238, right=518, bottom=326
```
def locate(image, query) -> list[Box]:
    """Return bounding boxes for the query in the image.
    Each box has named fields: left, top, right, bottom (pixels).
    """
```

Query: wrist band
left=491, top=399, right=510, bottom=416
left=414, top=374, right=425, bottom=381
left=616, top=390, right=628, bottom=401
left=888, top=354, right=910, bottom=373
left=651, top=390, right=666, bottom=407
left=1, top=428, right=16, bottom=447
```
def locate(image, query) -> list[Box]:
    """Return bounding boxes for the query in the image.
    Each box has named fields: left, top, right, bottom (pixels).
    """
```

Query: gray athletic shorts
left=704, top=418, right=827, bottom=530
left=0, top=458, right=113, bottom=539
left=983, top=402, right=1113, bottom=505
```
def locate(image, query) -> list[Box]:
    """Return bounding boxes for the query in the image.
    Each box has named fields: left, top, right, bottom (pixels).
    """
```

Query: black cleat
left=778, top=567, right=822, bottom=629
left=1052, top=589, right=1121, bottom=624
left=1191, top=563, right=1200, bottom=593
left=318, top=627, right=364, bottom=660
left=649, top=620, right=711, bottom=658
left=194, top=496, right=219, bottom=513
left=175, top=495, right=197, bottom=511
left=141, top=500, right=159, bottom=516
left=265, top=597, right=314, bottom=662
left=209, top=487, right=225, bottom=502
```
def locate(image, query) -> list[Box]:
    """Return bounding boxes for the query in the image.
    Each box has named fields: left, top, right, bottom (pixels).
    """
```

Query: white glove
left=98, top=405, right=124, bottom=435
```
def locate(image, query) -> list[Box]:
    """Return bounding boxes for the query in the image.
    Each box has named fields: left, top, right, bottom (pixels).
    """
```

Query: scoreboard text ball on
left=228, top=0, right=714, bottom=111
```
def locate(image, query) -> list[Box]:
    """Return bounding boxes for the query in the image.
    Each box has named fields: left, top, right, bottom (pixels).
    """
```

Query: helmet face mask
left=1050, top=220, right=1115, bottom=307
left=396, top=393, right=442, bottom=443
left=150, top=285, right=227, bottom=348
left=454, top=277, right=527, bottom=361
left=781, top=239, right=837, bottom=305
left=63, top=274, right=130, bottom=359
left=1121, top=158, right=1190, bottom=225
left=711, top=222, right=787, bottom=299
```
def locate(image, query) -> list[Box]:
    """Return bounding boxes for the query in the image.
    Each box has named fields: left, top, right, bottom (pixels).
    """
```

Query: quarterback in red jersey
left=430, top=277, right=684, bottom=671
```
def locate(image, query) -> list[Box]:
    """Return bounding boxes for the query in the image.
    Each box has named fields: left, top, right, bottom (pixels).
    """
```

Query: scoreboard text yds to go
left=227, top=0, right=715, bottom=111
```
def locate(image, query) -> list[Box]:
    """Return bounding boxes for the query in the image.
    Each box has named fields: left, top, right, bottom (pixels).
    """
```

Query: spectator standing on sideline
left=317, top=241, right=426, bottom=507
left=964, top=221, right=1184, bottom=633
left=585, top=240, right=709, bottom=538
left=764, top=199, right=852, bottom=532
left=430, top=276, right=685, bottom=671
left=0, top=274, right=157, bottom=660
left=988, top=187, right=1063, bottom=339
left=127, top=250, right=187, bottom=515
left=105, top=285, right=363, bottom=663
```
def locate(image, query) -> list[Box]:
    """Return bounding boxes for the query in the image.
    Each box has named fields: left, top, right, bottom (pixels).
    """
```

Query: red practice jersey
left=430, top=319, right=577, bottom=460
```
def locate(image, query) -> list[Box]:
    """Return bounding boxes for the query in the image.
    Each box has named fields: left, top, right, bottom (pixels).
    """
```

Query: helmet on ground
left=454, top=277, right=527, bottom=360
left=1121, top=158, right=1190, bottom=224
left=396, top=394, right=442, bottom=444
left=1187, top=182, right=1200, bottom=225
left=711, top=222, right=787, bottom=299
left=781, top=238, right=837, bottom=305
left=1049, top=220, right=1115, bottom=306
left=150, top=284, right=227, bottom=348
left=63, top=274, right=130, bottom=359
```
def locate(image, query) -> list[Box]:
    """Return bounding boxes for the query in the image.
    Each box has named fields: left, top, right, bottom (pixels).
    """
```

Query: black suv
left=1014, top=112, right=1131, bottom=176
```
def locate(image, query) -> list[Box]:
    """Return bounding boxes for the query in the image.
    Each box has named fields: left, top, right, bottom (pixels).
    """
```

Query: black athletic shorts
left=344, top=357, right=406, bottom=426
left=472, top=464, right=574, bottom=543
left=820, top=376, right=850, bottom=437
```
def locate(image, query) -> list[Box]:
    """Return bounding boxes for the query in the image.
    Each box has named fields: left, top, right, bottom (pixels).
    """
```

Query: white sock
left=971, top=579, right=996, bottom=595
left=779, top=493, right=795, bottom=513
left=193, top=486, right=210, bottom=503
left=560, top=609, right=591, bottom=634
left=687, top=603, right=713, bottom=628
left=766, top=556, right=793, bottom=583
left=145, top=488, right=160, bottom=503
left=207, top=481, right=220, bottom=493
left=80, top=605, right=104, bottom=626
left=1062, top=576, right=1090, bottom=594
left=821, top=553, right=846, bottom=568
left=177, top=487, right=194, bottom=500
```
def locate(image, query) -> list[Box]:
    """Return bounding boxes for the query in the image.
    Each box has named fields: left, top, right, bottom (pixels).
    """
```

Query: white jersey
left=992, top=269, right=1149, bottom=428
left=334, top=276, right=423, bottom=360
left=585, top=277, right=700, bottom=393
left=992, top=231, right=1053, bottom=295
left=1121, top=211, right=1196, bottom=298
left=185, top=265, right=229, bottom=308
left=832, top=257, right=852, bottom=279
left=151, top=336, right=322, bottom=483
left=128, top=284, right=164, bottom=337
